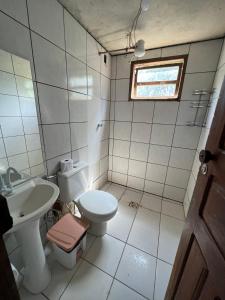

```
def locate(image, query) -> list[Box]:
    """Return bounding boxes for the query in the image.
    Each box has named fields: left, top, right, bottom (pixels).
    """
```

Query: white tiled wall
left=0, top=0, right=111, bottom=188
left=0, top=0, right=111, bottom=268
left=184, top=39, right=225, bottom=216
left=109, top=39, right=223, bottom=202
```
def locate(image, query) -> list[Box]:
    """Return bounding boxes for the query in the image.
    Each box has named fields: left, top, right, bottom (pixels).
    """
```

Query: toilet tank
left=58, top=161, right=89, bottom=203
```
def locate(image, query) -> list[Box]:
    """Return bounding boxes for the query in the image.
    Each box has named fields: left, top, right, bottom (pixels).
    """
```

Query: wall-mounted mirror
left=0, top=49, right=45, bottom=182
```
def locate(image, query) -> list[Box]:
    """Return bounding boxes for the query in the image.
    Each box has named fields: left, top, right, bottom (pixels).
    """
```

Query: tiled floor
left=19, top=182, right=185, bottom=300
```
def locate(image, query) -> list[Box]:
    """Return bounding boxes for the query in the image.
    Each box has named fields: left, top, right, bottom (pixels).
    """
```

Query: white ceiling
left=59, top=0, right=225, bottom=54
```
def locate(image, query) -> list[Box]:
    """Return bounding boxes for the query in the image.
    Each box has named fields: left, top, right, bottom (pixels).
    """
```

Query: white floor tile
left=154, top=260, right=172, bottom=300
left=140, top=193, right=162, bottom=212
left=158, top=215, right=184, bottom=264
left=128, top=208, right=160, bottom=256
left=121, top=188, right=143, bottom=204
left=144, top=180, right=164, bottom=197
left=127, top=176, right=145, bottom=191
left=116, top=245, right=156, bottom=299
left=19, top=288, right=46, bottom=300
left=107, top=183, right=126, bottom=199
left=163, top=185, right=186, bottom=202
left=162, top=200, right=185, bottom=220
left=43, top=257, right=82, bottom=300
left=108, top=280, right=146, bottom=300
left=107, top=201, right=137, bottom=242
left=82, top=233, right=96, bottom=257
left=111, top=171, right=128, bottom=186
left=85, top=235, right=125, bottom=276
left=61, top=260, right=112, bottom=300
left=100, top=181, right=111, bottom=191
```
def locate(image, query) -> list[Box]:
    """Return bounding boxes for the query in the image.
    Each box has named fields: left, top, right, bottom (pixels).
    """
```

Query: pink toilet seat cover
left=47, top=213, right=88, bottom=252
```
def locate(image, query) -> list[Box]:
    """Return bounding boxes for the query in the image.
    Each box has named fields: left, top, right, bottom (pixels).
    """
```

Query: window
left=129, top=55, right=187, bottom=101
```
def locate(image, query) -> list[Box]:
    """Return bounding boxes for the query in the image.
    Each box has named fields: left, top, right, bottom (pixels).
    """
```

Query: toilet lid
left=79, top=191, right=118, bottom=216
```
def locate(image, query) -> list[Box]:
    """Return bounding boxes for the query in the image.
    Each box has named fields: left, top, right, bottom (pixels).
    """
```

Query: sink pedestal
left=15, top=219, right=51, bottom=294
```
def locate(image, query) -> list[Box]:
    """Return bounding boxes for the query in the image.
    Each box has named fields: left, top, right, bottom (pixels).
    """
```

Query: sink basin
left=7, top=177, right=59, bottom=233
left=5, top=177, right=59, bottom=294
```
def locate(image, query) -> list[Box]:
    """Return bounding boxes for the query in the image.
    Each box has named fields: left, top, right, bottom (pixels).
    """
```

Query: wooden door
left=0, top=194, right=20, bottom=300
left=166, top=78, right=225, bottom=300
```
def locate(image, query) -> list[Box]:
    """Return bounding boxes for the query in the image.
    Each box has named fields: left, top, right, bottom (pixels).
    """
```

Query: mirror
left=0, top=49, right=45, bottom=182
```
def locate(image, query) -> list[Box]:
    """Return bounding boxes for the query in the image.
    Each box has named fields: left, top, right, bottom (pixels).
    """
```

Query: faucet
left=0, top=174, right=12, bottom=196
left=0, top=167, right=22, bottom=196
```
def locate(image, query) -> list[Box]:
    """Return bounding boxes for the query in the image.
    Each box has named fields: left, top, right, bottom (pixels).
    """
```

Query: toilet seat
left=78, top=190, right=118, bottom=223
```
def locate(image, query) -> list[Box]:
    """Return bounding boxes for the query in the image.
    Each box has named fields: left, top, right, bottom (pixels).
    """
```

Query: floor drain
left=128, top=201, right=142, bottom=209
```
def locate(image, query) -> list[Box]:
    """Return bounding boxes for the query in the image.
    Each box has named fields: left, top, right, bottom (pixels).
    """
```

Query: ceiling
left=59, top=0, right=225, bottom=54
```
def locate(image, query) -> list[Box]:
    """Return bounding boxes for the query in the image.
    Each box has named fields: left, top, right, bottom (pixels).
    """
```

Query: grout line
left=125, top=99, right=134, bottom=186
left=112, top=119, right=204, bottom=129
left=0, top=124, right=9, bottom=167
left=106, top=190, right=143, bottom=299
left=111, top=154, right=193, bottom=171
left=111, top=175, right=185, bottom=203
left=152, top=193, right=163, bottom=299
left=110, top=134, right=200, bottom=148
left=0, top=68, right=33, bottom=80
left=111, top=98, right=212, bottom=103
left=15, top=18, right=110, bottom=80
left=40, top=292, right=50, bottom=300
left=161, top=112, right=181, bottom=199
left=111, top=278, right=150, bottom=300
left=143, top=101, right=155, bottom=192
left=56, top=258, right=85, bottom=300
left=106, top=230, right=175, bottom=266
left=110, top=56, right=117, bottom=182
left=62, top=8, right=73, bottom=165
left=162, top=44, right=191, bottom=201
left=110, top=170, right=186, bottom=193
left=40, top=121, right=88, bottom=126
left=111, top=70, right=217, bottom=81
left=59, top=1, right=109, bottom=64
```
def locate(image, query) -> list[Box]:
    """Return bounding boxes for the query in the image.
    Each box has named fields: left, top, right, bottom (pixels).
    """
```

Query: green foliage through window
left=130, top=56, right=187, bottom=101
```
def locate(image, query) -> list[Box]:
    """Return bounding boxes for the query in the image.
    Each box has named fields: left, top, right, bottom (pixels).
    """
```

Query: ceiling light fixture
left=134, top=39, right=145, bottom=57
left=141, top=0, right=150, bottom=12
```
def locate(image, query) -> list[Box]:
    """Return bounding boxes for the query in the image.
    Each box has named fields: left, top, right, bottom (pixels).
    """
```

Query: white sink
left=7, top=177, right=59, bottom=233
left=6, top=177, right=59, bottom=294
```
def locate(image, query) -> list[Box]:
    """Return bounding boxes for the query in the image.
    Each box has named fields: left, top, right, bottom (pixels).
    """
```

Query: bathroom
left=0, top=0, right=225, bottom=299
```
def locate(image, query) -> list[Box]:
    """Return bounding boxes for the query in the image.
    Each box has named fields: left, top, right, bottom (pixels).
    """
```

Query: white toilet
left=58, top=161, right=118, bottom=236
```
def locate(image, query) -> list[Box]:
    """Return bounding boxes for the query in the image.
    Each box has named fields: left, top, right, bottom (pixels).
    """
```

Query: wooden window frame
left=129, top=55, right=188, bottom=101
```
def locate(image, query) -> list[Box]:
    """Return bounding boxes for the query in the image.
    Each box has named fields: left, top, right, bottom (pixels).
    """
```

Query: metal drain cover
left=128, top=201, right=141, bottom=209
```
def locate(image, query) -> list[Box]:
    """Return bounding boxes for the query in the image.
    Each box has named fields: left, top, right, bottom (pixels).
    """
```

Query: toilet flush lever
left=43, top=174, right=57, bottom=181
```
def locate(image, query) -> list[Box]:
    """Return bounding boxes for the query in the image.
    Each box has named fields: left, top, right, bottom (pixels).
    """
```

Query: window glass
left=137, top=66, right=179, bottom=83
left=130, top=55, right=187, bottom=101
left=137, top=84, right=176, bottom=98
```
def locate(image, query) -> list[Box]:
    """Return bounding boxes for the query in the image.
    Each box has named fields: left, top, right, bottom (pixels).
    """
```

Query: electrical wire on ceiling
left=125, top=0, right=150, bottom=57
left=127, top=0, right=150, bottom=58
left=127, top=2, right=142, bottom=49
left=99, top=0, right=150, bottom=57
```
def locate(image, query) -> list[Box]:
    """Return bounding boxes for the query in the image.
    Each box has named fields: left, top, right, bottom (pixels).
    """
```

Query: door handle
left=199, top=150, right=213, bottom=164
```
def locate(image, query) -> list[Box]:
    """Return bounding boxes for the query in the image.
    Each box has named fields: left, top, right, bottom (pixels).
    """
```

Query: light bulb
left=134, top=39, right=145, bottom=57
left=141, top=0, right=150, bottom=12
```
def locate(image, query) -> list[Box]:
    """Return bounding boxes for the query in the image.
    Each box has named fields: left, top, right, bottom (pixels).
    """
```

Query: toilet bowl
left=77, top=190, right=118, bottom=236
left=58, top=161, right=118, bottom=236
